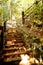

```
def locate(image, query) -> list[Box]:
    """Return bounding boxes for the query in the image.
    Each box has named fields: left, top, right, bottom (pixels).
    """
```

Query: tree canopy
left=0, top=0, right=43, bottom=25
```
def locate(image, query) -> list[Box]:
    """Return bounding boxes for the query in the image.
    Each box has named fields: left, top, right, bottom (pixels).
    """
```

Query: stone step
left=6, top=32, right=22, bottom=36
left=3, top=29, right=26, bottom=62
left=4, top=47, right=19, bottom=51
left=4, top=51, right=26, bottom=56
left=4, top=43, right=24, bottom=48
left=4, top=56, right=21, bottom=62
left=14, top=40, right=24, bottom=43
left=4, top=54, right=20, bottom=58
left=6, top=36, right=22, bottom=39
left=6, top=38, right=23, bottom=41
left=5, top=43, right=24, bottom=47
left=6, top=38, right=16, bottom=41
left=15, top=38, right=23, bottom=40
left=6, top=35, right=22, bottom=38
left=4, top=46, right=26, bottom=50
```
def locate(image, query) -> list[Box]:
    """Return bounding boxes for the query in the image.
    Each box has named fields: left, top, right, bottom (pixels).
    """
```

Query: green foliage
left=10, top=0, right=21, bottom=16
left=34, top=1, right=42, bottom=19
left=0, top=5, right=3, bottom=25
left=2, top=0, right=10, bottom=21
left=1, top=0, right=35, bottom=20
left=3, top=6, right=10, bottom=21
left=24, top=4, right=36, bottom=15
left=33, top=19, right=42, bottom=24
left=0, top=8, right=2, bottom=15
left=2, top=0, right=8, bottom=5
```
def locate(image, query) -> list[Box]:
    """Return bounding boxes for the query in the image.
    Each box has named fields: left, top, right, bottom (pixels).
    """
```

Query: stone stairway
left=3, top=28, right=26, bottom=62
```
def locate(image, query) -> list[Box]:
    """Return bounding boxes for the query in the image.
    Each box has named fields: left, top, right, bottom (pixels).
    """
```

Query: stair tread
left=4, top=46, right=26, bottom=50
left=4, top=57, right=21, bottom=62
left=5, top=43, right=23, bottom=46
left=4, top=51, right=26, bottom=56
left=4, top=29, right=26, bottom=62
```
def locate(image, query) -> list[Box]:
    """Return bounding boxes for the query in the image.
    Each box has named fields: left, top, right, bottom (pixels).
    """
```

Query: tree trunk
left=22, top=11, right=25, bottom=24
